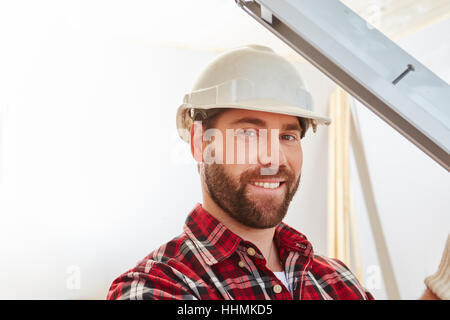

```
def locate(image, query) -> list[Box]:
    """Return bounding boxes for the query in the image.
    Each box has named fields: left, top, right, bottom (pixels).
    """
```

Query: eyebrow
left=229, top=117, right=302, bottom=132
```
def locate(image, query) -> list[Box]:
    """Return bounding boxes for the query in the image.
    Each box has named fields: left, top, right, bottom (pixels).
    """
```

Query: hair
left=191, top=108, right=228, bottom=131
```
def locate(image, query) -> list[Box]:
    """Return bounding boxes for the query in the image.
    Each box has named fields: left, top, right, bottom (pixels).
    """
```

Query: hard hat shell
left=176, top=44, right=332, bottom=143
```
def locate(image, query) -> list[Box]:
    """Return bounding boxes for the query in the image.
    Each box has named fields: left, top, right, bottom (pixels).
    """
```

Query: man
left=107, top=45, right=449, bottom=300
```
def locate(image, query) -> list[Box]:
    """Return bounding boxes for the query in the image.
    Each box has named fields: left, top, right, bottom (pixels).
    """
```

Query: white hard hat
left=176, top=44, right=332, bottom=143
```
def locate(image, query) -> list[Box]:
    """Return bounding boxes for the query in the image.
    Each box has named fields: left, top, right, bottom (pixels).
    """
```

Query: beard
left=203, top=164, right=301, bottom=229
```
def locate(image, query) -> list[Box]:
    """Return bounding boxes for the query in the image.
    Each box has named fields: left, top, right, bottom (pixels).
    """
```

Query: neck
left=202, top=190, right=283, bottom=272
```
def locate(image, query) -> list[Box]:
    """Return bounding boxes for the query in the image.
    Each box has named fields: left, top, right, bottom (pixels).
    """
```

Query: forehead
left=216, top=108, right=300, bottom=128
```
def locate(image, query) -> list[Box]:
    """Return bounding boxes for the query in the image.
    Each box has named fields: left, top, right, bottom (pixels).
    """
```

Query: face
left=200, top=109, right=303, bottom=229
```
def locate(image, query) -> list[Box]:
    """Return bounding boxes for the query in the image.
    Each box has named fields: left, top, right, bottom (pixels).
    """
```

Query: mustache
left=239, top=165, right=295, bottom=184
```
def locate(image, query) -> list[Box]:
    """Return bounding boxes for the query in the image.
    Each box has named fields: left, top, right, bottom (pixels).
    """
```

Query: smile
left=249, top=181, right=285, bottom=189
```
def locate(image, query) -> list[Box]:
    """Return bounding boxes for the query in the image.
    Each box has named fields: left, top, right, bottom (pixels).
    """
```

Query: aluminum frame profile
left=236, top=0, right=450, bottom=172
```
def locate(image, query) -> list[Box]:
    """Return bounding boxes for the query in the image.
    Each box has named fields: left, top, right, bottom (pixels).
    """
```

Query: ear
left=190, top=121, right=203, bottom=162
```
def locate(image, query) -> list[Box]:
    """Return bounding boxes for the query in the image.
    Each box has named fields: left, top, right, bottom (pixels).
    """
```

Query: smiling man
left=201, top=110, right=302, bottom=230
left=107, top=45, right=449, bottom=300
left=198, top=109, right=305, bottom=275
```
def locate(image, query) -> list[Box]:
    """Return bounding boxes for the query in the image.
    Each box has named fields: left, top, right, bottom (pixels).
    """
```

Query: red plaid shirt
left=107, top=203, right=373, bottom=300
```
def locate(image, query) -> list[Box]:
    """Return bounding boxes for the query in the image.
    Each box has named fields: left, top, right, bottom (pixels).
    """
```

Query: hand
left=421, top=288, right=440, bottom=300
left=423, top=233, right=450, bottom=300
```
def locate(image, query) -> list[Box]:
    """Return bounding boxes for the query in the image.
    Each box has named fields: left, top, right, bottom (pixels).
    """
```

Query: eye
left=281, top=134, right=298, bottom=142
left=244, top=129, right=257, bottom=137
left=236, top=128, right=258, bottom=138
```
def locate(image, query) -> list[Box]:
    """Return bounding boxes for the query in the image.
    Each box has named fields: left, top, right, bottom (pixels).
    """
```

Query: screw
left=392, top=64, right=415, bottom=85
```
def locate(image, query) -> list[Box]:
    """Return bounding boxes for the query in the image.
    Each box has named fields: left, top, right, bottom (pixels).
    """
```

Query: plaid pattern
left=107, top=203, right=373, bottom=300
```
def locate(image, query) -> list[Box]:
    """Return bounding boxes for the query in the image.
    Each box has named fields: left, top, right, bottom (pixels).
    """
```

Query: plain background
left=0, top=0, right=449, bottom=299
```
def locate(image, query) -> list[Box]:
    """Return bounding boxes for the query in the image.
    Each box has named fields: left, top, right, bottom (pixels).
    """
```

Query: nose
left=257, top=129, right=287, bottom=175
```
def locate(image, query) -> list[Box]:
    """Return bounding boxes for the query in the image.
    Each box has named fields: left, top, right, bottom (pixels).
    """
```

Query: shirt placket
left=240, top=243, right=293, bottom=300
left=278, top=242, right=313, bottom=300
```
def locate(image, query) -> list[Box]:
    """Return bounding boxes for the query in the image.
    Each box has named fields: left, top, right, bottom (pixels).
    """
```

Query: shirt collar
left=183, top=203, right=242, bottom=266
left=184, top=203, right=314, bottom=266
left=275, top=222, right=314, bottom=261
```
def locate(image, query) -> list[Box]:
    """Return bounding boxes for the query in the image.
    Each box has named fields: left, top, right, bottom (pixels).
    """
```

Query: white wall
left=0, top=1, right=335, bottom=299
left=0, top=44, right=336, bottom=301
left=0, top=1, right=448, bottom=300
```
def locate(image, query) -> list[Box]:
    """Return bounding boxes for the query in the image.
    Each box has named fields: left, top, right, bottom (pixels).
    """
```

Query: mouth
left=248, top=180, right=286, bottom=190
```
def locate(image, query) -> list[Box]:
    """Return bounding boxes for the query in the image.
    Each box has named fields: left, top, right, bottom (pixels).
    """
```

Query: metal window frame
left=236, top=0, right=450, bottom=171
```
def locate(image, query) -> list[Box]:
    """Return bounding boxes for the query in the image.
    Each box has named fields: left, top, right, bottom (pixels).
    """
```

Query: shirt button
left=273, top=284, right=283, bottom=294
left=238, top=261, right=245, bottom=268
left=247, top=247, right=256, bottom=256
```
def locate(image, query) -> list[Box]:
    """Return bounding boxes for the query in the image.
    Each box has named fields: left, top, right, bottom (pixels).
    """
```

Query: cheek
left=287, top=148, right=303, bottom=174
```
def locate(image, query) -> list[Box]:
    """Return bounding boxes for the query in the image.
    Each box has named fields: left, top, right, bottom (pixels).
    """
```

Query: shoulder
left=311, top=255, right=354, bottom=276
left=107, top=233, right=212, bottom=300
left=306, top=254, right=374, bottom=300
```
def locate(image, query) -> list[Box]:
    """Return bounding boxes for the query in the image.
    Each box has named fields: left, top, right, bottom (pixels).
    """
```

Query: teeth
left=250, top=181, right=281, bottom=189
